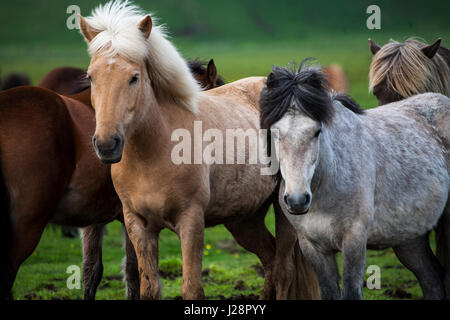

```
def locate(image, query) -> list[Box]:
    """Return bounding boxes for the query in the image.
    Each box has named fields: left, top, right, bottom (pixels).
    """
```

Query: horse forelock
left=259, top=59, right=335, bottom=130
left=84, top=0, right=200, bottom=113
left=369, top=38, right=450, bottom=98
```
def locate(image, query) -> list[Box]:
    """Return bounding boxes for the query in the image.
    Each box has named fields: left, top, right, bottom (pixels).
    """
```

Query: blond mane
left=82, top=0, right=200, bottom=113
left=369, top=38, right=450, bottom=98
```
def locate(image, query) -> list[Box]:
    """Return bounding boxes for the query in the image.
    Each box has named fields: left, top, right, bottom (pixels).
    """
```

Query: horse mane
left=332, top=93, right=364, bottom=115
left=369, top=38, right=450, bottom=98
left=83, top=0, right=200, bottom=113
left=187, top=59, right=225, bottom=86
left=260, top=59, right=364, bottom=130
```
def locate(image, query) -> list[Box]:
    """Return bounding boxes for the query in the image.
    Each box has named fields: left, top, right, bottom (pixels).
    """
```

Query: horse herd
left=1, top=1, right=449, bottom=300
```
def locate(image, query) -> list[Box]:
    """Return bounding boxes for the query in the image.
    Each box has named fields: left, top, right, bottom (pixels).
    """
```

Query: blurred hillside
left=0, top=0, right=448, bottom=45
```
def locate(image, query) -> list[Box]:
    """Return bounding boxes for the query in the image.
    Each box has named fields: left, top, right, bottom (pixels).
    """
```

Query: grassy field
left=12, top=210, right=435, bottom=300
left=2, top=0, right=448, bottom=300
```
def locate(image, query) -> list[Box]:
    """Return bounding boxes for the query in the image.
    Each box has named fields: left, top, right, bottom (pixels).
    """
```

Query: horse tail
left=292, top=241, right=321, bottom=299
left=0, top=149, right=12, bottom=299
left=323, top=64, right=349, bottom=94
left=435, top=199, right=449, bottom=275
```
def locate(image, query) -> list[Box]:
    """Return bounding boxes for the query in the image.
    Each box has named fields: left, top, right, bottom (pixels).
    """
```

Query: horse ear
left=207, top=59, right=218, bottom=85
left=422, top=38, right=441, bottom=59
left=368, top=39, right=381, bottom=55
left=138, top=15, right=152, bottom=39
left=79, top=15, right=100, bottom=43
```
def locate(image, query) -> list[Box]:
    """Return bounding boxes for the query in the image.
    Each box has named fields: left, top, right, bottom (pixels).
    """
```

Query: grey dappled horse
left=259, top=60, right=450, bottom=299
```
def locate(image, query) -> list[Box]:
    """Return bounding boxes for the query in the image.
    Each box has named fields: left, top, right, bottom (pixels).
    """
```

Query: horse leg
left=298, top=236, right=341, bottom=300
left=341, top=222, right=367, bottom=300
left=435, top=199, right=449, bottom=298
left=4, top=214, right=48, bottom=299
left=393, top=234, right=445, bottom=299
left=123, top=210, right=161, bottom=300
left=81, top=224, right=105, bottom=300
left=224, top=203, right=276, bottom=300
left=273, top=200, right=319, bottom=299
left=122, top=225, right=140, bottom=300
left=176, top=205, right=205, bottom=300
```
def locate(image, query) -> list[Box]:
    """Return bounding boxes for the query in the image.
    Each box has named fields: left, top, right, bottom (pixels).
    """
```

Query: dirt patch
left=250, top=264, right=264, bottom=277
left=98, top=282, right=111, bottom=290
left=384, top=288, right=412, bottom=299
left=216, top=239, right=240, bottom=254
left=234, top=280, right=248, bottom=291
left=24, top=293, right=43, bottom=300
left=384, top=265, right=404, bottom=270
left=104, top=275, right=122, bottom=281
left=159, top=269, right=181, bottom=280
left=41, top=283, right=57, bottom=292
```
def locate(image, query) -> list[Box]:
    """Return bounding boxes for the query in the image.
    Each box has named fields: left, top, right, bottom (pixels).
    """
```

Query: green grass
left=3, top=0, right=447, bottom=300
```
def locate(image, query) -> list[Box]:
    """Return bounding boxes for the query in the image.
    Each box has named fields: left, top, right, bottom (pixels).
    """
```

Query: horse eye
left=129, top=75, right=139, bottom=85
left=314, top=128, right=322, bottom=138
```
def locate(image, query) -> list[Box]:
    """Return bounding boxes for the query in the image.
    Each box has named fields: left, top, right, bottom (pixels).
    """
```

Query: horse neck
left=311, top=104, right=361, bottom=193
left=125, top=93, right=192, bottom=164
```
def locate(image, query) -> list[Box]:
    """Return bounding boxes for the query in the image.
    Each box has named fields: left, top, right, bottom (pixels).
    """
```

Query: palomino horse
left=259, top=60, right=449, bottom=299
left=368, top=38, right=450, bottom=296
left=0, top=57, right=226, bottom=300
left=79, top=1, right=319, bottom=299
left=38, top=60, right=223, bottom=96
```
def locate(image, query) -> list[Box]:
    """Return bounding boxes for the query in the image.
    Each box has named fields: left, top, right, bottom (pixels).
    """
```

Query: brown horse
left=188, top=59, right=225, bottom=90
left=323, top=64, right=349, bottom=94
left=0, top=72, right=31, bottom=91
left=38, top=66, right=90, bottom=95
left=1, top=56, right=226, bottom=300
left=79, top=1, right=319, bottom=300
left=0, top=86, right=76, bottom=299
left=368, top=37, right=450, bottom=297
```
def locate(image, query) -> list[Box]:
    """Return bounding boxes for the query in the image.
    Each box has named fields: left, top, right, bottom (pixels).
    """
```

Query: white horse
left=259, top=60, right=450, bottom=299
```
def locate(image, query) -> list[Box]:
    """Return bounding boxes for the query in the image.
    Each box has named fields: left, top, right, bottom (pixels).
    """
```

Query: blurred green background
left=1, top=0, right=448, bottom=300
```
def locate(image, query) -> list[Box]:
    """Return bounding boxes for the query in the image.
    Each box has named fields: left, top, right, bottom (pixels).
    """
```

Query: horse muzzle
left=92, top=134, right=124, bottom=164
left=283, top=192, right=311, bottom=215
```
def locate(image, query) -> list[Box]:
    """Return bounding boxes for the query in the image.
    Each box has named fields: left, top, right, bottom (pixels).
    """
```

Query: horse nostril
left=283, top=194, right=289, bottom=206
left=304, top=193, right=311, bottom=205
left=113, top=136, right=121, bottom=148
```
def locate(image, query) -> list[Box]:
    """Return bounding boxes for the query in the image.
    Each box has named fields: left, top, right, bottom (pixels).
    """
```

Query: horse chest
left=290, top=212, right=343, bottom=250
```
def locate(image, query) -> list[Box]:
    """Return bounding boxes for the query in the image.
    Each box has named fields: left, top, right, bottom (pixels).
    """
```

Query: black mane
left=259, top=59, right=363, bottom=130
left=332, top=93, right=364, bottom=115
